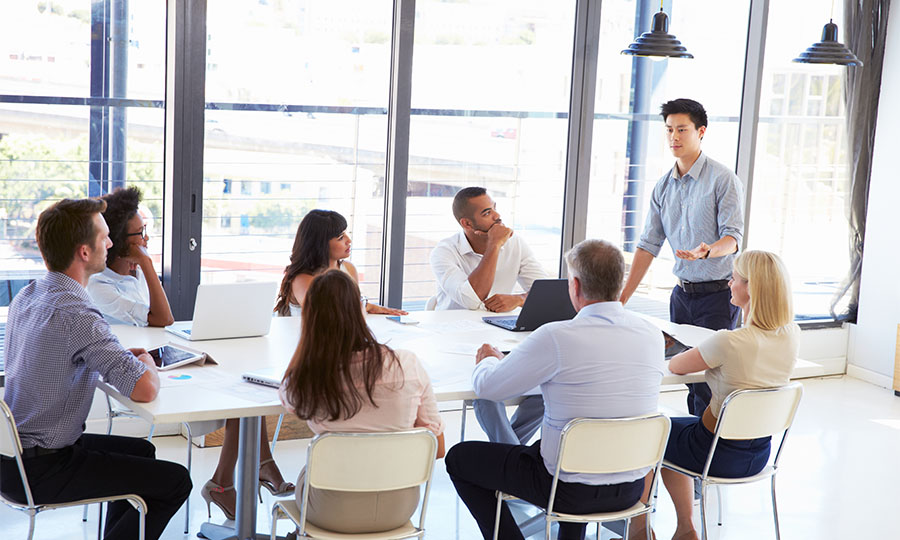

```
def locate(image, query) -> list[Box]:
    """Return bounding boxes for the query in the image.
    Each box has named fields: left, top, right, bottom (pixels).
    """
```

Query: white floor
left=3, top=375, right=900, bottom=539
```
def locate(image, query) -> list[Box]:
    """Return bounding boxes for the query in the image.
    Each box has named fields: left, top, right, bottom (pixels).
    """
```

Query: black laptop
left=483, top=279, right=577, bottom=332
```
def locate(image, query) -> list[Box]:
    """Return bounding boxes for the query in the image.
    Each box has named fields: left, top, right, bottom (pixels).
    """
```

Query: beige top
left=697, top=323, right=800, bottom=418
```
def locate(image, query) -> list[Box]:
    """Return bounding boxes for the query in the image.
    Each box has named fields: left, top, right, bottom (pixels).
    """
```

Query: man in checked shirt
left=619, top=98, right=745, bottom=418
left=0, top=198, right=191, bottom=540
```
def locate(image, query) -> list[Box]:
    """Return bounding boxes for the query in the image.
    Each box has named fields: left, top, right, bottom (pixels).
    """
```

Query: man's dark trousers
left=0, top=434, right=192, bottom=540
left=670, top=285, right=741, bottom=415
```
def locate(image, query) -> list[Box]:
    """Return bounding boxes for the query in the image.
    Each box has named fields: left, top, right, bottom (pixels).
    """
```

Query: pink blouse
left=279, top=348, right=444, bottom=437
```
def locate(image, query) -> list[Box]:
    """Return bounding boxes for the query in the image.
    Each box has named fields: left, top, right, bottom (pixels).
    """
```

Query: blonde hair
left=733, top=250, right=793, bottom=330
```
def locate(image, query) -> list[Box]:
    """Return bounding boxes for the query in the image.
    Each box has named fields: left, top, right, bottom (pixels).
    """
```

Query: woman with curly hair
left=87, top=187, right=293, bottom=521
left=274, top=209, right=406, bottom=316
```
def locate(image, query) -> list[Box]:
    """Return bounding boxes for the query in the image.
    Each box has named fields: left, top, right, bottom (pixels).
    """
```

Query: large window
left=745, top=0, right=851, bottom=318
left=201, top=1, right=392, bottom=302
left=586, top=0, right=749, bottom=307
left=0, top=0, right=166, bottom=309
left=402, top=0, right=577, bottom=308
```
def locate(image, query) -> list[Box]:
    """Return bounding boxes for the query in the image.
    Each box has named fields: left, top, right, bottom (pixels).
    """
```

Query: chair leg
left=271, top=503, right=280, bottom=540
left=138, top=506, right=146, bottom=540
left=82, top=504, right=89, bottom=522
left=492, top=493, right=503, bottom=540
left=97, top=504, right=103, bottom=540
left=699, top=482, right=708, bottom=540
left=27, top=514, right=35, bottom=540
left=460, top=400, right=469, bottom=442
left=623, top=517, right=630, bottom=539
left=147, top=424, right=155, bottom=441
left=771, top=476, right=781, bottom=540
left=271, top=413, right=284, bottom=452
left=105, top=394, right=115, bottom=436
left=716, top=485, right=723, bottom=526
left=184, top=422, right=193, bottom=534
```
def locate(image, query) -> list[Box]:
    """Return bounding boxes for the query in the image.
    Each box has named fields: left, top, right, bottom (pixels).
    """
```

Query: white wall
left=848, top=4, right=900, bottom=383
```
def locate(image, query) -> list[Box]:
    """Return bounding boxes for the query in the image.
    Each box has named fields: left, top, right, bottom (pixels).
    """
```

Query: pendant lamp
left=621, top=2, right=693, bottom=59
left=793, top=19, right=863, bottom=66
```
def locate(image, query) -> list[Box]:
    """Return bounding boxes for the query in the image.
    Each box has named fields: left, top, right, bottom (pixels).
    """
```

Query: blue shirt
left=472, top=301, right=665, bottom=485
left=636, top=152, right=744, bottom=282
left=4, top=272, right=147, bottom=449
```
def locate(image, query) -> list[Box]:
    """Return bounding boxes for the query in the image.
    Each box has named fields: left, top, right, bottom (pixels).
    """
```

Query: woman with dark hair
left=280, top=270, right=445, bottom=533
left=274, top=209, right=406, bottom=316
left=87, top=187, right=293, bottom=521
left=87, top=186, right=174, bottom=327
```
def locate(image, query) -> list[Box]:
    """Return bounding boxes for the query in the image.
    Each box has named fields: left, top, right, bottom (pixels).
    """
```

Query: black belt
left=20, top=446, right=66, bottom=459
left=677, top=279, right=730, bottom=294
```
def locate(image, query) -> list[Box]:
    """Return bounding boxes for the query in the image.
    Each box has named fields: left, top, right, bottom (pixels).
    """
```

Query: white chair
left=0, top=399, right=148, bottom=540
left=493, top=414, right=671, bottom=540
left=662, top=382, right=804, bottom=540
left=270, top=428, right=438, bottom=539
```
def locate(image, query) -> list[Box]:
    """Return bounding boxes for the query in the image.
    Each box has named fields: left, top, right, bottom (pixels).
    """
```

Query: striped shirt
left=636, top=152, right=744, bottom=282
left=4, top=272, right=147, bottom=449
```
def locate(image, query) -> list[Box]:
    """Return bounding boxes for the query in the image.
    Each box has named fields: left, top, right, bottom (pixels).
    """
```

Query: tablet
left=148, top=345, right=206, bottom=371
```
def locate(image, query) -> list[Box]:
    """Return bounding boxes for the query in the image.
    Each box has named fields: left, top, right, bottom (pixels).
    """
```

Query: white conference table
left=101, top=309, right=823, bottom=539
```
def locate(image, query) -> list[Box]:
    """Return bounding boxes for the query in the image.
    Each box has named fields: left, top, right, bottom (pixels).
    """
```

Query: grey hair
left=564, top=239, right=625, bottom=302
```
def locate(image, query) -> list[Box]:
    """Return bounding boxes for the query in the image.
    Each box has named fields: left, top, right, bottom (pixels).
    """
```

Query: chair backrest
left=305, top=429, right=438, bottom=492
left=715, top=383, right=804, bottom=441
left=425, top=295, right=438, bottom=311
left=0, top=399, right=23, bottom=459
left=557, top=414, right=671, bottom=475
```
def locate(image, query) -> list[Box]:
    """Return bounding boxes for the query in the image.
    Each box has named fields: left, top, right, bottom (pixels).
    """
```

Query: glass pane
left=747, top=0, right=850, bottom=319
left=201, top=1, right=392, bottom=302
left=403, top=0, right=577, bottom=309
left=0, top=1, right=165, bottom=321
left=586, top=0, right=750, bottom=308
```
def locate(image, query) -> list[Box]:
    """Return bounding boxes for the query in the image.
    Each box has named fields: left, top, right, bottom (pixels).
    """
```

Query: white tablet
left=148, top=344, right=207, bottom=371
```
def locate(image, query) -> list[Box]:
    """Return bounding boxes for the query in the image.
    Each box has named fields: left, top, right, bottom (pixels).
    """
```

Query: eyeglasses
left=125, top=225, right=148, bottom=239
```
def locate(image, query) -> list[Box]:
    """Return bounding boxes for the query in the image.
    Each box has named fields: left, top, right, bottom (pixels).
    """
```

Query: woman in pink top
left=280, top=270, right=445, bottom=533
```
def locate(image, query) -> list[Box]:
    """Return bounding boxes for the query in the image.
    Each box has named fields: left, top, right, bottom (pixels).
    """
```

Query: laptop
left=483, top=279, right=577, bottom=332
left=165, top=281, right=278, bottom=341
left=242, top=366, right=286, bottom=388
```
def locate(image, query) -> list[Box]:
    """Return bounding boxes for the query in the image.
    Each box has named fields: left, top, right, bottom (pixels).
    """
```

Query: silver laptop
left=165, top=281, right=278, bottom=341
left=241, top=366, right=286, bottom=388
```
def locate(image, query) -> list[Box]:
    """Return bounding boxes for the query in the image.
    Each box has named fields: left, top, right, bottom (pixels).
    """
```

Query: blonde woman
left=658, top=250, right=799, bottom=540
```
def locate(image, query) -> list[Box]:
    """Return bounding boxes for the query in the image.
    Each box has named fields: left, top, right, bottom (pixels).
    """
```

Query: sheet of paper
left=219, top=382, right=280, bottom=404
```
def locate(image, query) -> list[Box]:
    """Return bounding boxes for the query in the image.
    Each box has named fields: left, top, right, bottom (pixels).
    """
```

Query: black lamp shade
left=621, top=10, right=694, bottom=59
left=793, top=21, right=863, bottom=66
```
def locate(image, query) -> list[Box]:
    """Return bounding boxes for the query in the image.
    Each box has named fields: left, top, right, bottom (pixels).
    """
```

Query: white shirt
left=87, top=267, right=151, bottom=326
left=472, top=301, right=666, bottom=485
left=429, top=230, right=546, bottom=310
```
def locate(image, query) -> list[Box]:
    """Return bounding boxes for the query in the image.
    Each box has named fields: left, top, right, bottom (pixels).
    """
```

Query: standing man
left=0, top=198, right=192, bottom=540
left=430, top=187, right=547, bottom=445
left=446, top=239, right=665, bottom=540
left=619, top=98, right=744, bottom=416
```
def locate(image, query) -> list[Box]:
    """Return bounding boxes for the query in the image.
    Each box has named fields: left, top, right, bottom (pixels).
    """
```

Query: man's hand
left=474, top=222, right=513, bottom=249
left=128, top=347, right=149, bottom=358
left=131, top=349, right=157, bottom=372
left=475, top=344, right=505, bottom=365
left=675, top=242, right=711, bottom=261
left=484, top=293, right=524, bottom=313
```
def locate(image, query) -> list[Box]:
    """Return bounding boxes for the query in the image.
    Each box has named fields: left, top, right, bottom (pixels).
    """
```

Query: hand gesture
left=485, top=222, right=513, bottom=248
left=675, top=242, right=711, bottom=261
left=484, top=293, right=523, bottom=313
left=475, top=343, right=505, bottom=364
left=366, top=303, right=408, bottom=316
left=124, top=243, right=151, bottom=264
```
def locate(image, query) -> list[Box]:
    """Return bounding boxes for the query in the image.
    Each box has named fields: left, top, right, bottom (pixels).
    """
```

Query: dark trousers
left=446, top=440, right=643, bottom=540
left=670, top=285, right=741, bottom=415
left=0, top=434, right=192, bottom=540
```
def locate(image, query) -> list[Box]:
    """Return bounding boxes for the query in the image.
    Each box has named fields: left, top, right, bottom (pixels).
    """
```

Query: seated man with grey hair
left=445, top=239, right=665, bottom=540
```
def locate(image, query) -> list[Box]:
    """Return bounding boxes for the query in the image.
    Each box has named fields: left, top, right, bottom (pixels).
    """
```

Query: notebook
left=482, top=278, right=577, bottom=332
left=165, top=281, right=278, bottom=341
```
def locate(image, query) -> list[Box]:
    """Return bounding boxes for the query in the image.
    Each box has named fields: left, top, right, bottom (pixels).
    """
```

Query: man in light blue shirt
left=446, top=239, right=665, bottom=540
left=620, top=98, right=744, bottom=416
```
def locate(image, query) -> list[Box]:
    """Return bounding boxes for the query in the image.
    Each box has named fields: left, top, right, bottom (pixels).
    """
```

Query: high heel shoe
left=200, top=479, right=235, bottom=520
left=258, top=458, right=295, bottom=497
